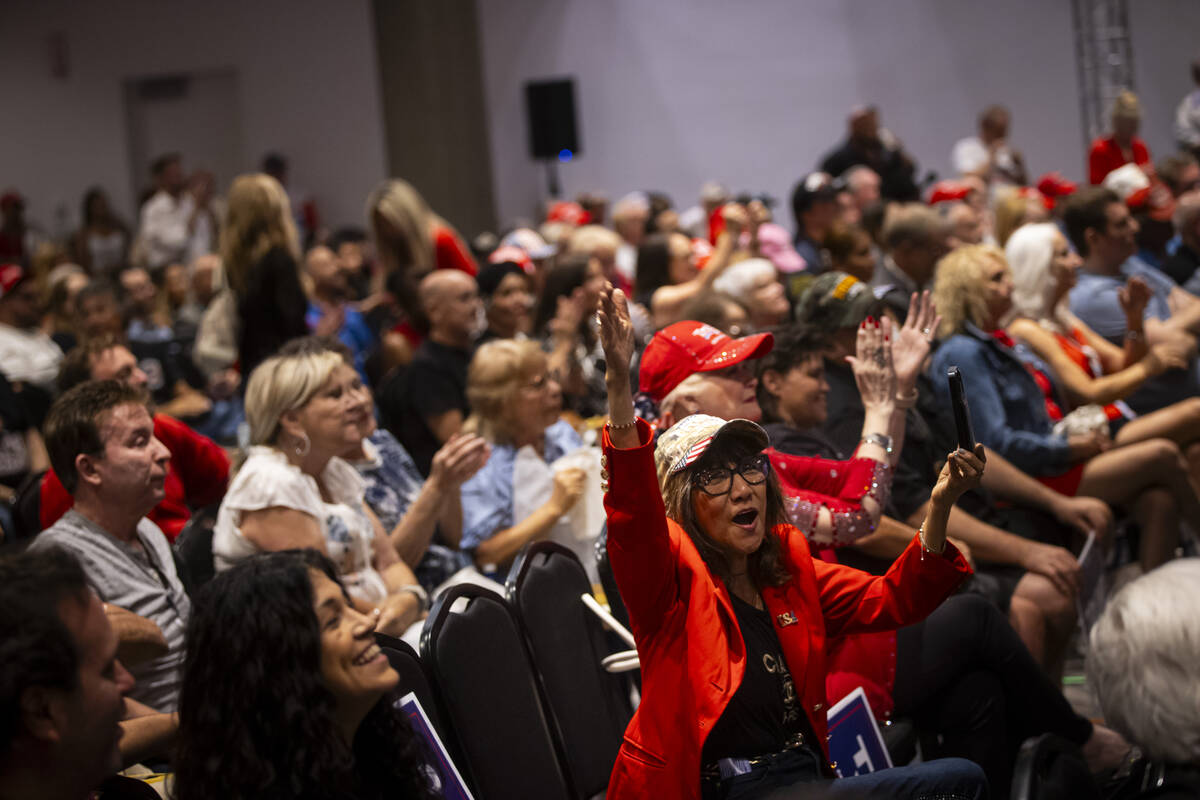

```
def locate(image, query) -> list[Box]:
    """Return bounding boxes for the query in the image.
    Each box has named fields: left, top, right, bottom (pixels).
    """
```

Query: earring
left=294, top=432, right=311, bottom=458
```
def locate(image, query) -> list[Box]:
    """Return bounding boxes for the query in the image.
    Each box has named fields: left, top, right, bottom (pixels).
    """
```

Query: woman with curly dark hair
left=173, top=550, right=436, bottom=800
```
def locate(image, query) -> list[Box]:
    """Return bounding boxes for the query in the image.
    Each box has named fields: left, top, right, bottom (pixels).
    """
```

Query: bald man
left=380, top=270, right=482, bottom=476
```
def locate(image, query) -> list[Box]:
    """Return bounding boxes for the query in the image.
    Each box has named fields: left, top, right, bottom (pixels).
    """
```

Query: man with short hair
left=943, top=201, right=986, bottom=249
left=0, top=263, right=64, bottom=395
left=40, top=339, right=229, bottom=542
left=820, top=106, right=919, bottom=201
left=30, top=381, right=190, bottom=712
left=842, top=165, right=882, bottom=217
left=137, top=153, right=214, bottom=269
left=951, top=105, right=1027, bottom=187
left=789, top=172, right=838, bottom=273
left=1065, top=186, right=1200, bottom=413
left=380, top=270, right=481, bottom=476
left=1163, top=192, right=1200, bottom=290
left=1157, top=152, right=1200, bottom=199
left=869, top=204, right=952, bottom=319
left=304, top=245, right=375, bottom=379
left=611, top=192, right=650, bottom=285
left=0, top=547, right=135, bottom=800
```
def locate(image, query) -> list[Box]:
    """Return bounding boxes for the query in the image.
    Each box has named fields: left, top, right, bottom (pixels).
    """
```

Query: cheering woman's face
left=690, top=450, right=770, bottom=558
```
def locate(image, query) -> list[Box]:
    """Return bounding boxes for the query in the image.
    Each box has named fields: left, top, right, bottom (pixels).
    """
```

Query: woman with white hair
left=212, top=348, right=426, bottom=637
left=1161, top=190, right=1200, bottom=290
left=712, top=257, right=791, bottom=330
left=1087, top=559, right=1200, bottom=796
left=1005, top=222, right=1200, bottom=464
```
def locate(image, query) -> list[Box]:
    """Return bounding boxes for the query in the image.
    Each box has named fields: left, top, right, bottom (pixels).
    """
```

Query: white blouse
left=213, top=447, right=388, bottom=603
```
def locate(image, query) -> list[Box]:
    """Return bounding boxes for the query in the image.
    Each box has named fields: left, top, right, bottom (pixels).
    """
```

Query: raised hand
left=1118, top=276, right=1152, bottom=322
left=428, top=433, right=491, bottom=489
left=845, top=316, right=897, bottom=413
left=891, top=292, right=940, bottom=392
left=931, top=444, right=986, bottom=506
left=598, top=283, right=636, bottom=385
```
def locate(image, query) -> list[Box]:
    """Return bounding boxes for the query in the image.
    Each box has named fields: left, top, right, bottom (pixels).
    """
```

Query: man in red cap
left=638, top=320, right=773, bottom=431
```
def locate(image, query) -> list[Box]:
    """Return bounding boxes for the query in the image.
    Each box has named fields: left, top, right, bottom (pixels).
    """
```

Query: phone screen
left=947, top=366, right=976, bottom=452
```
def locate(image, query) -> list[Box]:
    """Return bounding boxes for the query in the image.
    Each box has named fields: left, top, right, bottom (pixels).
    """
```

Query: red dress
left=1088, top=135, right=1150, bottom=185
left=604, top=420, right=971, bottom=799
left=40, top=414, right=230, bottom=541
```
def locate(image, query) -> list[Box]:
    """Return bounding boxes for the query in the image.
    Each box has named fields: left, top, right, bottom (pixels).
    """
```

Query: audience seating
left=506, top=542, right=633, bottom=798
left=171, top=508, right=218, bottom=596
left=1012, top=733, right=1101, bottom=800
left=420, top=583, right=576, bottom=800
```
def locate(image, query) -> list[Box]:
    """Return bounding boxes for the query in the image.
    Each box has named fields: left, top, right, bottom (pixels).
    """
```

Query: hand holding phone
left=947, top=366, right=976, bottom=452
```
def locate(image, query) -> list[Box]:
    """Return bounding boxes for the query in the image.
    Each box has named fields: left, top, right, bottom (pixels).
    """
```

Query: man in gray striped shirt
left=30, top=380, right=190, bottom=713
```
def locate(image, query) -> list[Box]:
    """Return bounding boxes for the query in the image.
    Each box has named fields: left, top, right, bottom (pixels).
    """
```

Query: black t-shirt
left=1161, top=244, right=1200, bottom=287
left=701, top=594, right=814, bottom=763
left=128, top=336, right=205, bottom=409
left=0, top=372, right=32, bottom=484
left=380, top=339, right=471, bottom=477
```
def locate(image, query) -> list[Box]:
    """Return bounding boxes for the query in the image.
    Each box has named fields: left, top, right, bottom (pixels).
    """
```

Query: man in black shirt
left=820, top=106, right=920, bottom=202
left=381, top=270, right=481, bottom=476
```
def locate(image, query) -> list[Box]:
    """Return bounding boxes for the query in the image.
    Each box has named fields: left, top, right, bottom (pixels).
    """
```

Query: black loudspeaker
left=525, top=79, right=580, bottom=160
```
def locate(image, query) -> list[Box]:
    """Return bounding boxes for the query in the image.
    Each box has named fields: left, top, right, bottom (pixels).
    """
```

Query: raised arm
left=598, top=283, right=680, bottom=630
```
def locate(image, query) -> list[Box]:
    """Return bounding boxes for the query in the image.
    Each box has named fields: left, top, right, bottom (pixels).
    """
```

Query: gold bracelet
left=606, top=418, right=637, bottom=431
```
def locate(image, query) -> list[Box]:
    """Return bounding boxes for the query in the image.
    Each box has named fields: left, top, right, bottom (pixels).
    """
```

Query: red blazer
left=1088, top=135, right=1150, bottom=185
left=603, top=420, right=971, bottom=800
left=40, top=414, right=230, bottom=541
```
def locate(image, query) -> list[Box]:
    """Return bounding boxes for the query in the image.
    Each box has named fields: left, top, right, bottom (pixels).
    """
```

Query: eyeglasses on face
left=691, top=454, right=770, bottom=496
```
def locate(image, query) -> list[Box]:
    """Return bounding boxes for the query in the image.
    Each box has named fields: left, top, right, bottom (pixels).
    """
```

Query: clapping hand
left=891, top=292, right=940, bottom=392
left=845, top=316, right=897, bottom=413
left=1118, top=276, right=1152, bottom=322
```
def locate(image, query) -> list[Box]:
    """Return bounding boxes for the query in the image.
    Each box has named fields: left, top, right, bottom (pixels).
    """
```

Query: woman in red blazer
left=596, top=285, right=987, bottom=799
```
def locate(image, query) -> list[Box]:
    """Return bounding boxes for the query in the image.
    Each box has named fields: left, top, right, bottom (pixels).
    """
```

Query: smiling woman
left=174, top=549, right=436, bottom=800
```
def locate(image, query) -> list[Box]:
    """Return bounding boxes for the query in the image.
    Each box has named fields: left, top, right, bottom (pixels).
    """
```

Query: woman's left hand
left=846, top=315, right=897, bottom=412
left=891, top=291, right=940, bottom=393
left=931, top=444, right=986, bottom=506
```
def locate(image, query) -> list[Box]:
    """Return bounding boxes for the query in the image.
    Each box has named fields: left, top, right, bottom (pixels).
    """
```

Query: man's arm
left=978, top=445, right=1113, bottom=537
left=119, top=700, right=178, bottom=767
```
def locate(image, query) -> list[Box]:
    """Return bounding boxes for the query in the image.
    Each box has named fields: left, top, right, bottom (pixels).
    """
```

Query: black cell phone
left=947, top=366, right=976, bottom=452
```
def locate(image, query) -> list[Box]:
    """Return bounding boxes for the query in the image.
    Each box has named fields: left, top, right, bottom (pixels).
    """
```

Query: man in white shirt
left=1175, top=58, right=1200, bottom=159
left=952, top=105, right=1027, bottom=188
left=136, top=154, right=214, bottom=270
left=0, top=263, right=63, bottom=393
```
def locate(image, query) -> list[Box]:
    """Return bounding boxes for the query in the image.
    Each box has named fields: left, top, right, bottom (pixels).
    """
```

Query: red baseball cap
left=0, top=263, right=28, bottom=298
left=1036, top=172, right=1077, bottom=210
left=546, top=200, right=591, bottom=226
left=638, top=321, right=774, bottom=403
left=488, top=245, right=534, bottom=274
left=927, top=180, right=972, bottom=205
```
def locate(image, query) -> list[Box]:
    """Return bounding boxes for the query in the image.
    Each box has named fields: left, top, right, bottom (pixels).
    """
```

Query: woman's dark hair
left=663, top=435, right=792, bottom=590
left=754, top=325, right=830, bottom=423
left=81, top=188, right=106, bottom=228
left=174, top=550, right=434, bottom=800
left=533, top=253, right=591, bottom=335
left=633, top=233, right=672, bottom=308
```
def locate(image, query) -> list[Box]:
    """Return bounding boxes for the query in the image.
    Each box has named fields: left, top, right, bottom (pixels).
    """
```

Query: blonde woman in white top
left=213, top=349, right=424, bottom=636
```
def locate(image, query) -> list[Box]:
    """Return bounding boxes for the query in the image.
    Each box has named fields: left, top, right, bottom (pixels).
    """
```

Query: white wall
left=478, top=0, right=1200, bottom=229
left=0, top=0, right=387, bottom=239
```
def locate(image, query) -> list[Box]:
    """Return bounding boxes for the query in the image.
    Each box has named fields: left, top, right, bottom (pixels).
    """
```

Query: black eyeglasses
left=691, top=454, right=770, bottom=496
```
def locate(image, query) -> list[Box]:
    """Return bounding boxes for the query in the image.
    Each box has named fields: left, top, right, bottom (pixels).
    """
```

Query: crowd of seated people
left=4, top=72, right=1200, bottom=798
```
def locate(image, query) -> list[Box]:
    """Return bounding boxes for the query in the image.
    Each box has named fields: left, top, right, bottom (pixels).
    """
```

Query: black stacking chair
left=507, top=542, right=633, bottom=798
left=375, top=634, right=448, bottom=739
left=1012, top=733, right=1101, bottom=800
left=421, top=584, right=575, bottom=800
left=594, top=524, right=631, bottom=631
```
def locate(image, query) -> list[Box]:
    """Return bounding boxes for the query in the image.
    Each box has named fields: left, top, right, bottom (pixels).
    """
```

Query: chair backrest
left=375, top=633, right=448, bottom=740
left=1012, top=734, right=1101, bottom=800
left=507, top=542, right=633, bottom=798
left=421, top=584, right=575, bottom=800
left=594, top=524, right=630, bottom=631
left=171, top=512, right=216, bottom=596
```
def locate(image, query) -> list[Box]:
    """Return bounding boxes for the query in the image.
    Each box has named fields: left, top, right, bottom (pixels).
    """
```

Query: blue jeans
left=704, top=749, right=988, bottom=799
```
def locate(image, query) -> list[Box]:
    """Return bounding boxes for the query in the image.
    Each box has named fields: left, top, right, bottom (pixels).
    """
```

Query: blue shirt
left=930, top=324, right=1071, bottom=476
left=355, top=429, right=424, bottom=532
left=1068, top=257, right=1200, bottom=413
left=459, top=419, right=583, bottom=551
left=306, top=302, right=376, bottom=381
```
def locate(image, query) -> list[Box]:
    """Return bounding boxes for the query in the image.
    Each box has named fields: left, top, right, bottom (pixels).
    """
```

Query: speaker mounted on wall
left=525, top=78, right=580, bottom=160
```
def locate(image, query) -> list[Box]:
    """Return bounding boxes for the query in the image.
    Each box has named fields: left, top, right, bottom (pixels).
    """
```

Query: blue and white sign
left=398, top=692, right=475, bottom=799
left=826, top=686, right=893, bottom=778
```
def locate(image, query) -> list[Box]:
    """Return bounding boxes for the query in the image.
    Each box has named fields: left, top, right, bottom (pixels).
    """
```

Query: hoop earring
left=294, top=432, right=311, bottom=458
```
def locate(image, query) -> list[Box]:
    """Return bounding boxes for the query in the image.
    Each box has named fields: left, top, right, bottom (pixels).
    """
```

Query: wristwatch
left=861, top=433, right=894, bottom=455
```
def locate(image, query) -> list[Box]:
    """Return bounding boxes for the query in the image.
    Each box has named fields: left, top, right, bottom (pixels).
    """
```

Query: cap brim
left=695, top=332, right=774, bottom=373
left=711, top=419, right=770, bottom=453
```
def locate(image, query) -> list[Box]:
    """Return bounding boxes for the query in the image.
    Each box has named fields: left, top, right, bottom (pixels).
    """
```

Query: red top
left=432, top=223, right=478, bottom=276
left=603, top=420, right=971, bottom=799
left=1088, top=135, right=1150, bottom=185
left=1054, top=327, right=1129, bottom=422
left=40, top=414, right=230, bottom=541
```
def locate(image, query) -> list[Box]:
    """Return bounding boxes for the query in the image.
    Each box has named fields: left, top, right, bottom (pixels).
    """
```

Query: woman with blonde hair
left=366, top=179, right=477, bottom=350
left=1005, top=222, right=1200, bottom=459
left=1089, top=90, right=1152, bottom=185
left=457, top=338, right=591, bottom=573
left=992, top=187, right=1049, bottom=248
left=212, top=348, right=425, bottom=637
left=931, top=244, right=1200, bottom=570
left=193, top=173, right=308, bottom=378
